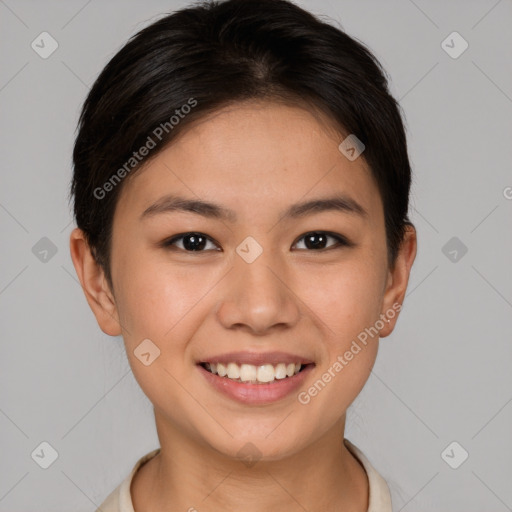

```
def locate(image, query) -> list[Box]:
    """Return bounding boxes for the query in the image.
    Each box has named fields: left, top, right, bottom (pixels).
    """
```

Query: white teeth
left=239, top=364, right=257, bottom=382
left=275, top=363, right=287, bottom=379
left=217, top=363, right=227, bottom=377
left=226, top=362, right=240, bottom=379
left=257, top=364, right=275, bottom=383
left=204, top=361, right=304, bottom=383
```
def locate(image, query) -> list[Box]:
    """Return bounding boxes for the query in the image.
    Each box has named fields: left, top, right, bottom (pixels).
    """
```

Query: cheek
left=300, top=256, right=386, bottom=342
left=116, top=269, right=186, bottom=342
left=113, top=258, right=202, bottom=410
left=114, top=248, right=223, bottom=351
left=295, top=259, right=384, bottom=425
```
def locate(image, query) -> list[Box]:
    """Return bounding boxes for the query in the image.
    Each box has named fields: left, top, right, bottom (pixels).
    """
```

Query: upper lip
left=198, top=351, right=314, bottom=367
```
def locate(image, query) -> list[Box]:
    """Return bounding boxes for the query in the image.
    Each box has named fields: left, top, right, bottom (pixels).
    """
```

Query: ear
left=69, top=227, right=122, bottom=336
left=379, top=224, right=417, bottom=338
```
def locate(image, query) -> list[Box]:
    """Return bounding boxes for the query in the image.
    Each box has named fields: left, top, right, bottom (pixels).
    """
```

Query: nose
left=215, top=246, right=302, bottom=335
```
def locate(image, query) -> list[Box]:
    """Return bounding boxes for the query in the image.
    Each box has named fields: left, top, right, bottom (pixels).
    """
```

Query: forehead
left=114, top=100, right=382, bottom=226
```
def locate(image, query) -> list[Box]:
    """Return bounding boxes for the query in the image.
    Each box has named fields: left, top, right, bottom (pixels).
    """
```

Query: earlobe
left=69, top=227, right=122, bottom=336
left=379, top=224, right=417, bottom=338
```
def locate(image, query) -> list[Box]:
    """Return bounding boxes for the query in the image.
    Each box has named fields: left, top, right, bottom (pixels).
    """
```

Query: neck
left=131, top=412, right=368, bottom=512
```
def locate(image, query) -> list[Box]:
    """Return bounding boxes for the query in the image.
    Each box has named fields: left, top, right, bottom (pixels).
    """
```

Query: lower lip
left=197, top=364, right=314, bottom=405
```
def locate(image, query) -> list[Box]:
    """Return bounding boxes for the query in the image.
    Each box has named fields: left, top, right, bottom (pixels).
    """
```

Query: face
left=74, top=100, right=414, bottom=461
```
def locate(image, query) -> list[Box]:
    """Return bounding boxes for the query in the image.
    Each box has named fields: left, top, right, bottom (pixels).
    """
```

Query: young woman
left=69, top=0, right=417, bottom=510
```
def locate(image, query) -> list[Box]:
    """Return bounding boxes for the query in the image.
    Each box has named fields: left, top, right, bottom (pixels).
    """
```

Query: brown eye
left=163, top=232, right=220, bottom=252
left=293, top=231, right=351, bottom=251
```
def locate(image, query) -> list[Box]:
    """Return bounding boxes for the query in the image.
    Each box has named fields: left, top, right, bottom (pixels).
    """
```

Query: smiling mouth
left=200, top=361, right=312, bottom=384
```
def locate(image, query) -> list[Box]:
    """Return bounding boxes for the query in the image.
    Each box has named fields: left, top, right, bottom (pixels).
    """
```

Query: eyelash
left=161, top=231, right=353, bottom=253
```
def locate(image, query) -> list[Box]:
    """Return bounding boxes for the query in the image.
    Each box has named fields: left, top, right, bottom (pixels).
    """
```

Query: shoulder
left=344, top=438, right=393, bottom=512
left=95, top=484, right=121, bottom=512
left=96, top=448, right=161, bottom=512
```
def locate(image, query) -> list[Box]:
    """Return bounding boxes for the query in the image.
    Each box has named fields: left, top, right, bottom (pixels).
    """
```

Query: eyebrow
left=140, top=193, right=368, bottom=223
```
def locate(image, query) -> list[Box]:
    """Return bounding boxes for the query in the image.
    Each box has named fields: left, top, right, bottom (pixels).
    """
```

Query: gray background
left=1, top=0, right=511, bottom=510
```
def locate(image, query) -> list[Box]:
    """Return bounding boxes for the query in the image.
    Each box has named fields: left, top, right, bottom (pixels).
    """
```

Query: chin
left=206, top=430, right=305, bottom=464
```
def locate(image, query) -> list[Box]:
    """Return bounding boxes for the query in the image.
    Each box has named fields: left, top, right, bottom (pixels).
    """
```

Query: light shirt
left=96, top=438, right=392, bottom=511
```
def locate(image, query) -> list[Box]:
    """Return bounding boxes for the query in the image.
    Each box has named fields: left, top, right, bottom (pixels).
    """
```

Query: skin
left=70, top=99, right=416, bottom=512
